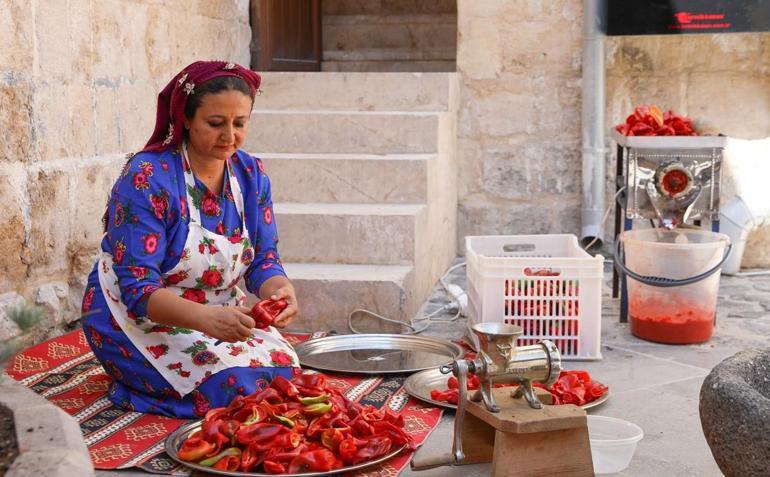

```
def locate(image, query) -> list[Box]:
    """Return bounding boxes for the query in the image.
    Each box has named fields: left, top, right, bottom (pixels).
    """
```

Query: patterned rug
left=4, top=329, right=443, bottom=475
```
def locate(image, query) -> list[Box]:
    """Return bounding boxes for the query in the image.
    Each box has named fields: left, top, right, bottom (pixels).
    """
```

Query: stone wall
left=0, top=0, right=250, bottom=342
left=456, top=0, right=770, bottom=266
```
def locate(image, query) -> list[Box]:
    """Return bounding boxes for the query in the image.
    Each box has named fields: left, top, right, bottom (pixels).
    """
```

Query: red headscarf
left=142, top=60, right=261, bottom=152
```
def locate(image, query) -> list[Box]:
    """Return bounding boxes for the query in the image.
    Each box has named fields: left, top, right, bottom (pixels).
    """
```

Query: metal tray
left=165, top=420, right=406, bottom=477
left=405, top=368, right=610, bottom=411
left=294, top=334, right=463, bottom=374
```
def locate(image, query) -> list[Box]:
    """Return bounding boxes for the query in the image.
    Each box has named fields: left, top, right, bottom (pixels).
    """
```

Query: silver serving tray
left=405, top=368, right=610, bottom=411
left=165, top=420, right=406, bottom=477
left=294, top=334, right=463, bottom=375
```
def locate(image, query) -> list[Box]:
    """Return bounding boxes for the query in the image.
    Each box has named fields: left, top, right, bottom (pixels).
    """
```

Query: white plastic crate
left=466, top=234, right=604, bottom=360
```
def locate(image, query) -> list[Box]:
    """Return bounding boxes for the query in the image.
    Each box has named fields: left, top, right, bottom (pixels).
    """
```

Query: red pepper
left=270, top=375, right=299, bottom=398
left=262, top=460, right=287, bottom=474
left=338, top=438, right=358, bottom=464
left=239, top=443, right=267, bottom=472
left=287, top=448, right=340, bottom=473
left=200, top=419, right=230, bottom=455
left=349, top=436, right=392, bottom=465
left=320, top=428, right=347, bottom=452
left=349, top=415, right=375, bottom=437
left=251, top=298, right=288, bottom=329
left=204, top=407, right=229, bottom=423
left=177, top=432, right=217, bottom=462
left=291, top=373, right=327, bottom=392
left=371, top=421, right=411, bottom=447
left=430, top=389, right=459, bottom=405
left=236, top=423, right=287, bottom=446
left=253, top=387, right=284, bottom=405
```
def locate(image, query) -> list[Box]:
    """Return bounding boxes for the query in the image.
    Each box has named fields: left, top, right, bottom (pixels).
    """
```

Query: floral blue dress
left=82, top=148, right=296, bottom=418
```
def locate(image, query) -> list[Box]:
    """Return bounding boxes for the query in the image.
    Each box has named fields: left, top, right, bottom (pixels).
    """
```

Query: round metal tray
left=165, top=420, right=406, bottom=476
left=404, top=368, right=610, bottom=411
left=293, top=334, right=463, bottom=374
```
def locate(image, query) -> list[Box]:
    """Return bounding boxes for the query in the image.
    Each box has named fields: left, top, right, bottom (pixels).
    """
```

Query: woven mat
left=5, top=329, right=443, bottom=475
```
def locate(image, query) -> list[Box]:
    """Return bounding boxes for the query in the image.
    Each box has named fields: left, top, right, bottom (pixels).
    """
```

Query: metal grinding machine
left=610, top=131, right=732, bottom=341
left=411, top=322, right=595, bottom=476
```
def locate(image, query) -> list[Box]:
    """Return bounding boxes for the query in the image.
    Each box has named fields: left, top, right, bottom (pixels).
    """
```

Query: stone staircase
left=244, top=72, right=459, bottom=333
left=321, top=0, right=457, bottom=72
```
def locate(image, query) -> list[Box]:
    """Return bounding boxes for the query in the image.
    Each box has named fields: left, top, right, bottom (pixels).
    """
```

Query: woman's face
left=184, top=90, right=253, bottom=161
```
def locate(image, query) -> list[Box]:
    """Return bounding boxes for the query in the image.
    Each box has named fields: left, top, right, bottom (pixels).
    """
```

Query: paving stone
left=700, top=349, right=770, bottom=477
left=7, top=450, right=93, bottom=477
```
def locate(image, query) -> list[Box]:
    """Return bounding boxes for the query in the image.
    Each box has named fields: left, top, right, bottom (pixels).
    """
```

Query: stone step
left=274, top=202, right=426, bottom=265
left=324, top=47, right=456, bottom=62
left=245, top=110, right=441, bottom=154
left=282, top=262, right=416, bottom=333
left=257, top=72, right=457, bottom=112
left=321, top=60, right=456, bottom=73
left=323, top=14, right=457, bottom=52
left=323, top=0, right=457, bottom=16
left=262, top=153, right=431, bottom=204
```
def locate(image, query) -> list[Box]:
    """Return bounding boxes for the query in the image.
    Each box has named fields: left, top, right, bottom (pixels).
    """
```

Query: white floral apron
left=98, top=145, right=299, bottom=396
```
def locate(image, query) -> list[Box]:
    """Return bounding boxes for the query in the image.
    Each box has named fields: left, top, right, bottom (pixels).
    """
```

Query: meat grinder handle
left=410, top=450, right=455, bottom=471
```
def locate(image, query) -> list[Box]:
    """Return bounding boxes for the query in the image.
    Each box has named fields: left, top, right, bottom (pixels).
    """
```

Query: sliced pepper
left=270, top=375, right=299, bottom=398
left=177, top=433, right=216, bottom=462
left=303, top=402, right=332, bottom=416
left=287, top=448, right=339, bottom=473
left=239, top=443, right=267, bottom=472
left=273, top=414, right=295, bottom=428
left=338, top=438, right=358, bottom=464
left=298, top=394, right=329, bottom=405
left=262, top=459, right=286, bottom=474
left=199, top=447, right=241, bottom=467
left=251, top=298, right=288, bottom=329
left=236, top=423, right=286, bottom=446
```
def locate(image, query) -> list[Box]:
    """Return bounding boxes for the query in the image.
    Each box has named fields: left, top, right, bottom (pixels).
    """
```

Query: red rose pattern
left=114, top=240, right=126, bottom=265
left=133, top=171, right=149, bottom=190
left=263, top=206, right=273, bottom=225
left=181, top=288, right=207, bottom=304
left=269, top=350, right=294, bottom=366
left=199, top=268, right=224, bottom=288
left=143, top=233, right=159, bottom=254
left=113, top=203, right=124, bottom=226
left=201, top=191, right=221, bottom=217
left=150, top=192, right=168, bottom=219
left=82, top=287, right=95, bottom=313
left=164, top=270, right=188, bottom=285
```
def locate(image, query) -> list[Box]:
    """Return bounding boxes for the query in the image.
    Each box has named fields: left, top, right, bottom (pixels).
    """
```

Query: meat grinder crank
left=411, top=322, right=595, bottom=476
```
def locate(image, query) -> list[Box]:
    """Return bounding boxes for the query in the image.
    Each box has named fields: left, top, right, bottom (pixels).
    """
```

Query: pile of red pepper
left=178, top=373, right=413, bottom=474
left=215, top=298, right=288, bottom=346
left=616, top=105, right=697, bottom=136
left=533, top=370, right=608, bottom=406
left=430, top=370, right=607, bottom=407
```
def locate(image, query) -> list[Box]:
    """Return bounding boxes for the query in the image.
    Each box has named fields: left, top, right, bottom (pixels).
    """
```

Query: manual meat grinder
left=411, top=323, right=595, bottom=476
left=611, top=131, right=727, bottom=321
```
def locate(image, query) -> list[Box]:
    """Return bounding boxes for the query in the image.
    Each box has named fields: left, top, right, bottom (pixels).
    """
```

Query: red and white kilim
left=5, top=329, right=443, bottom=475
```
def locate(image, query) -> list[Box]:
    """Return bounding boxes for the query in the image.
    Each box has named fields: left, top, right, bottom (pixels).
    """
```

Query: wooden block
left=466, top=387, right=587, bottom=434
left=491, top=426, right=594, bottom=477
left=458, top=412, right=494, bottom=464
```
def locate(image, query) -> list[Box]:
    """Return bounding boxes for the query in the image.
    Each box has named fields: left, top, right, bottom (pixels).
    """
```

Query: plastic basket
left=466, top=234, right=604, bottom=360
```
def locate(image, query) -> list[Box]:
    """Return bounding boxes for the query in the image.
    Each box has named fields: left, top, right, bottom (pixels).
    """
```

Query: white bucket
left=588, top=415, right=644, bottom=474
left=620, top=229, right=730, bottom=344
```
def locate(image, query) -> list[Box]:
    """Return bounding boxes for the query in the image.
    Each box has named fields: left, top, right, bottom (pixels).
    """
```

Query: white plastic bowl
left=587, top=415, right=644, bottom=474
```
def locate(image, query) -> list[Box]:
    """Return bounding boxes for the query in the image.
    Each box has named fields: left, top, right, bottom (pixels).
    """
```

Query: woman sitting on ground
left=81, top=60, right=300, bottom=418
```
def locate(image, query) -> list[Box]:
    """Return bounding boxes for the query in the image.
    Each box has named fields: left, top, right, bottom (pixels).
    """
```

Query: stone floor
left=96, top=260, right=770, bottom=477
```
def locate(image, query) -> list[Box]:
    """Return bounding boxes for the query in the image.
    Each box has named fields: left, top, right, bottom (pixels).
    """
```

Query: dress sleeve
left=104, top=154, right=173, bottom=318
left=244, top=156, right=287, bottom=296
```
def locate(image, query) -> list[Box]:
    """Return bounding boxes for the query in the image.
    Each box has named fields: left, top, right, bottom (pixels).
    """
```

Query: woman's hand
left=268, top=285, right=299, bottom=329
left=200, top=306, right=256, bottom=343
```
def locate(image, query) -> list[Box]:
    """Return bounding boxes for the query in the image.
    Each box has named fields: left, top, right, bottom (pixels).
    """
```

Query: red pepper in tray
left=177, top=372, right=412, bottom=474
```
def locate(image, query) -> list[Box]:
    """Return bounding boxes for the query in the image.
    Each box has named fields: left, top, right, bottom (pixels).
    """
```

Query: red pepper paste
left=629, top=298, right=714, bottom=344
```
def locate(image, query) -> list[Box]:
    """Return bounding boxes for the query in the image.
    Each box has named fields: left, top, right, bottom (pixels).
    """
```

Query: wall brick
left=0, top=81, right=35, bottom=163
left=0, top=0, right=34, bottom=73
left=26, top=169, right=71, bottom=280
left=33, top=82, right=96, bottom=161
left=0, top=166, right=29, bottom=291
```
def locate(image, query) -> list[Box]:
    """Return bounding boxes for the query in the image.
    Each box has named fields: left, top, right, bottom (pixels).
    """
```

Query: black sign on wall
left=603, top=0, right=770, bottom=35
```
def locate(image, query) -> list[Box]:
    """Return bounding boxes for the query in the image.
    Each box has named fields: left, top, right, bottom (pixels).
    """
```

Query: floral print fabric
left=82, top=147, right=299, bottom=411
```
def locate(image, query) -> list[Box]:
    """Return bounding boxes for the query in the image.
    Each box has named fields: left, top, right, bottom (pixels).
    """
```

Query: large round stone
left=699, top=348, right=770, bottom=477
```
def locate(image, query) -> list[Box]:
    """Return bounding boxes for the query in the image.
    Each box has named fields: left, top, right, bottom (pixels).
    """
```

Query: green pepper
left=303, top=402, right=332, bottom=416
left=298, top=394, right=329, bottom=405
left=198, top=447, right=241, bottom=467
left=274, top=414, right=295, bottom=428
